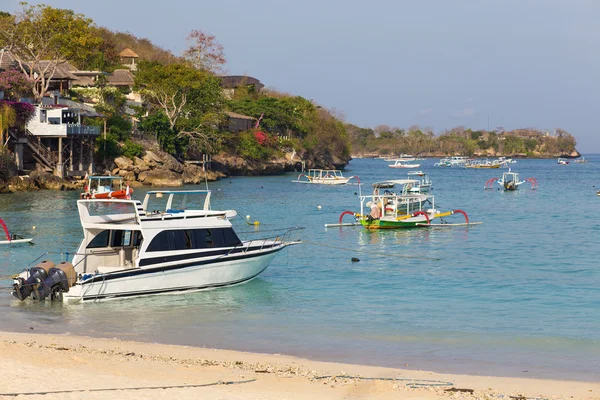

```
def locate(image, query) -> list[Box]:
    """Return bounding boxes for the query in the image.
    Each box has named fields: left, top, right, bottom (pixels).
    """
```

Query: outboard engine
left=12, top=261, right=55, bottom=301
left=37, top=262, right=77, bottom=301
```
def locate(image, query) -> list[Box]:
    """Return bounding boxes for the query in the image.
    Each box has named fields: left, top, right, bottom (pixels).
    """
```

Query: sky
left=5, top=0, right=600, bottom=152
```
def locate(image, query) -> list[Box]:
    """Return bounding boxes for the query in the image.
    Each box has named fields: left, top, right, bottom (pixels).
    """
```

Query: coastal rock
left=133, top=157, right=150, bottom=172
left=117, top=170, right=136, bottom=182
left=143, top=151, right=162, bottom=166
left=162, top=153, right=184, bottom=173
left=138, top=169, right=183, bottom=187
left=114, top=157, right=134, bottom=171
left=182, top=163, right=225, bottom=184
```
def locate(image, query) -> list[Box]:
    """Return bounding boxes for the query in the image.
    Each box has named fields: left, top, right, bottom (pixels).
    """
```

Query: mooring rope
left=0, top=379, right=256, bottom=397
left=302, top=240, right=441, bottom=261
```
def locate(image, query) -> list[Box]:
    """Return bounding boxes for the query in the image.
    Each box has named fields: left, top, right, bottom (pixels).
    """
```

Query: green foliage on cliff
left=348, top=125, right=578, bottom=157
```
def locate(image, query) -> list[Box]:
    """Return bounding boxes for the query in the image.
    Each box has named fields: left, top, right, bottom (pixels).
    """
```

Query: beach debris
left=445, top=387, right=475, bottom=393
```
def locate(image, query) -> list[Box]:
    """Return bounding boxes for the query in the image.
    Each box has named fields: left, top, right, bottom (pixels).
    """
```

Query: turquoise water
left=1, top=157, right=599, bottom=381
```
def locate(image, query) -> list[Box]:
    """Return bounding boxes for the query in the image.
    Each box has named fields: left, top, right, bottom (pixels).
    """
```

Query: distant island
left=347, top=125, right=579, bottom=159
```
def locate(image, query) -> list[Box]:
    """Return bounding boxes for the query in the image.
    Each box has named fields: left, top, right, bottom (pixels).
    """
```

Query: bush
left=95, top=133, right=121, bottom=161
left=122, top=140, right=144, bottom=159
left=238, top=131, right=274, bottom=161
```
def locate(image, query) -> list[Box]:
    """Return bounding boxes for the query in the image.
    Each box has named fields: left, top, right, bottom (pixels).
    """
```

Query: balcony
left=66, top=124, right=101, bottom=136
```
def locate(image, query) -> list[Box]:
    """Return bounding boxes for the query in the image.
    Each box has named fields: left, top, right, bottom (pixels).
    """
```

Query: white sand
left=0, top=331, right=598, bottom=400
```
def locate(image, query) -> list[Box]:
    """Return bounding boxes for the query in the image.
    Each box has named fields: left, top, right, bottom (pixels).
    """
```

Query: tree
left=0, top=103, right=16, bottom=147
left=182, top=30, right=226, bottom=73
left=0, top=3, right=102, bottom=101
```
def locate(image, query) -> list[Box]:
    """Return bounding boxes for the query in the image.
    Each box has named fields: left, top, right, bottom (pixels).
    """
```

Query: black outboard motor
left=12, top=261, right=55, bottom=301
left=37, top=262, right=77, bottom=301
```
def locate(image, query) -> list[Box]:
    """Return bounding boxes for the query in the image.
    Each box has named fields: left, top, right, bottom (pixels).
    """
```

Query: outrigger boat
left=81, top=175, right=132, bottom=199
left=293, top=169, right=360, bottom=185
left=557, top=158, right=570, bottom=165
left=12, top=190, right=302, bottom=302
left=0, top=218, right=33, bottom=245
left=332, top=180, right=472, bottom=229
left=484, top=170, right=537, bottom=191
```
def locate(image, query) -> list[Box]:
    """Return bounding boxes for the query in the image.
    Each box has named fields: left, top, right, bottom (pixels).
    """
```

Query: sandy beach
left=0, top=332, right=597, bottom=400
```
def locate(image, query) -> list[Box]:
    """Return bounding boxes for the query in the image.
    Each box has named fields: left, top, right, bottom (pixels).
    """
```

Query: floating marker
left=246, top=215, right=251, bottom=220
left=317, top=205, right=322, bottom=210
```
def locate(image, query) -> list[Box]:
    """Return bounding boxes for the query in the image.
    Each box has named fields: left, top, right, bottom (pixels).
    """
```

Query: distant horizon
left=5, top=0, right=599, bottom=152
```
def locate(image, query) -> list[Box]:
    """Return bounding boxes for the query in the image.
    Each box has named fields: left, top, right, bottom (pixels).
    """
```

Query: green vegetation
left=348, top=125, right=577, bottom=157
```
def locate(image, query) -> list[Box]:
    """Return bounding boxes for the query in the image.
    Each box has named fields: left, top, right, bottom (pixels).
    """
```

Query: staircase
left=9, top=129, right=56, bottom=172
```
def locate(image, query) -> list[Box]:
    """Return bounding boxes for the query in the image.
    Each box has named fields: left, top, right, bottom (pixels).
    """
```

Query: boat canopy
left=143, top=190, right=212, bottom=212
left=372, top=179, right=419, bottom=188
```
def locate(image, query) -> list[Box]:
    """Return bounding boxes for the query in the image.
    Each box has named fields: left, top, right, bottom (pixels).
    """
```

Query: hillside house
left=119, top=48, right=139, bottom=71
left=224, top=111, right=255, bottom=132
left=12, top=97, right=102, bottom=177
left=220, top=76, right=264, bottom=100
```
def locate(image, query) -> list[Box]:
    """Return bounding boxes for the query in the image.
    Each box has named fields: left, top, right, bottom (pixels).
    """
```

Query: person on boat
left=369, top=202, right=381, bottom=220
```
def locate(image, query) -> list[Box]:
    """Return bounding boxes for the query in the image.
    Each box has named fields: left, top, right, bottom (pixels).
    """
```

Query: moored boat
left=81, top=175, right=132, bottom=199
left=406, top=171, right=432, bottom=192
left=293, top=169, right=359, bottom=185
left=0, top=218, right=33, bottom=245
left=557, top=158, right=570, bottom=165
left=335, top=180, right=471, bottom=229
left=484, top=170, right=537, bottom=191
left=388, top=159, right=420, bottom=169
left=12, top=190, right=302, bottom=302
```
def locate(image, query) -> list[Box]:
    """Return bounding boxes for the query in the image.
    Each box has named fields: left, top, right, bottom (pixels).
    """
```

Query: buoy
left=32, top=226, right=36, bottom=230
left=317, top=205, right=322, bottom=210
left=246, top=215, right=251, bottom=220
left=351, top=257, right=360, bottom=262
left=253, top=221, right=260, bottom=226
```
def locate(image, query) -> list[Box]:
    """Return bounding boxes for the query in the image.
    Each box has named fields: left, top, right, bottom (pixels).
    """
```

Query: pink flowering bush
left=0, top=70, right=33, bottom=101
left=0, top=100, right=35, bottom=125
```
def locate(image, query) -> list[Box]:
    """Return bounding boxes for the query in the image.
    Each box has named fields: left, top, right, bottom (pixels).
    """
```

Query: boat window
left=213, top=228, right=242, bottom=247
left=191, top=229, right=214, bottom=248
left=147, top=230, right=193, bottom=251
left=111, top=230, right=133, bottom=247
left=147, top=231, right=170, bottom=251
left=87, top=230, right=110, bottom=248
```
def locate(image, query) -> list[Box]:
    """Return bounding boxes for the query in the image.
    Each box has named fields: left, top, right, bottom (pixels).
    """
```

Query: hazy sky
left=5, top=0, right=600, bottom=151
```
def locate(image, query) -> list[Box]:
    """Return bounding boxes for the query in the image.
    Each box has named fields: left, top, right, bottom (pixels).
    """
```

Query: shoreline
left=0, top=331, right=598, bottom=400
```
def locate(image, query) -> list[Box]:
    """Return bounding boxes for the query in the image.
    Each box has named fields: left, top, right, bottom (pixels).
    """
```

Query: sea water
left=1, top=157, right=599, bottom=381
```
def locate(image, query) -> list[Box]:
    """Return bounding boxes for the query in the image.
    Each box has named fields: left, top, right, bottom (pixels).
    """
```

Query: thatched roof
left=34, top=61, right=79, bottom=80
left=224, top=111, right=255, bottom=120
left=119, top=48, right=139, bottom=58
left=220, top=75, right=264, bottom=91
left=107, top=69, right=135, bottom=86
left=0, top=50, right=18, bottom=71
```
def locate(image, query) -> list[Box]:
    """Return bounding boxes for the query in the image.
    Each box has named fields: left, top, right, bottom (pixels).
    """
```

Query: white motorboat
left=388, top=159, right=420, bottom=169
left=293, top=169, right=359, bottom=185
left=406, top=171, right=432, bottom=192
left=12, top=190, right=302, bottom=302
left=557, top=158, right=570, bottom=165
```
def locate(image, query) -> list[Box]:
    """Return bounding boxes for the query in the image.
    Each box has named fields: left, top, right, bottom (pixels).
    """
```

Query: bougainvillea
left=253, top=130, right=268, bottom=145
left=0, top=70, right=33, bottom=101
left=0, top=101, right=35, bottom=125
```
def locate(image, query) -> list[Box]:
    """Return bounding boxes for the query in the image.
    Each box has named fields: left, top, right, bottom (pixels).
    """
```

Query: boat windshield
left=89, top=177, right=123, bottom=193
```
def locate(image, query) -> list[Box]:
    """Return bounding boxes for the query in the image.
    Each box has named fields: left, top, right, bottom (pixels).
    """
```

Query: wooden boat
left=333, top=180, right=471, bottom=229
left=484, top=170, right=537, bottom=191
left=293, top=169, right=359, bottom=185
left=406, top=171, right=432, bottom=192
left=0, top=218, right=33, bottom=245
left=81, top=175, right=133, bottom=199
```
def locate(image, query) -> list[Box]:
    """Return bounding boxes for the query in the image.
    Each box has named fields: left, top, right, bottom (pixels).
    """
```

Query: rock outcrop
left=107, top=150, right=224, bottom=187
left=0, top=170, right=80, bottom=194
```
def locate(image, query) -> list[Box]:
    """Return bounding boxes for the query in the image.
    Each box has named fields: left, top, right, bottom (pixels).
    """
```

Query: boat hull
left=64, top=248, right=282, bottom=302
left=360, top=216, right=428, bottom=229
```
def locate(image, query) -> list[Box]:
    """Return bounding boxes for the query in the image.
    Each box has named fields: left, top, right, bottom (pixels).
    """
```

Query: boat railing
left=235, top=227, right=304, bottom=252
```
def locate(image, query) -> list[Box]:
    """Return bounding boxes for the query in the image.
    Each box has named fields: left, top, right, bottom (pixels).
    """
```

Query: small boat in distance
left=388, top=159, right=420, bottom=169
left=81, top=175, right=132, bottom=199
left=557, top=158, right=570, bottom=165
left=293, top=169, right=360, bottom=185
left=406, top=171, right=432, bottom=192
left=0, top=218, right=33, bottom=245
left=575, top=157, right=588, bottom=164
left=12, top=190, right=302, bottom=302
left=484, top=170, right=538, bottom=191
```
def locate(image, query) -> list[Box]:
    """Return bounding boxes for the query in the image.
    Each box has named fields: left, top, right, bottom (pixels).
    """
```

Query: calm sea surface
left=1, top=157, right=599, bottom=381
